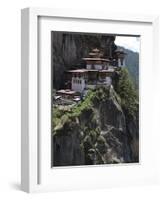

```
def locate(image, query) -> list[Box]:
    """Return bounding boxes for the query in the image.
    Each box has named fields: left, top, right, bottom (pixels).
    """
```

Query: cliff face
left=52, top=85, right=139, bottom=166
left=52, top=32, right=116, bottom=89
left=52, top=32, right=139, bottom=166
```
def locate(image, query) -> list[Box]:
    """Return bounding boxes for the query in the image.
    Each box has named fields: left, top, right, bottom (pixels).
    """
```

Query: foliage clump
left=53, top=89, right=96, bottom=134
left=70, top=89, right=96, bottom=117
left=115, top=68, right=138, bottom=118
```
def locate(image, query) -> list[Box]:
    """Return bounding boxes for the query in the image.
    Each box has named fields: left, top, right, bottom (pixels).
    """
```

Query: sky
left=115, top=36, right=140, bottom=53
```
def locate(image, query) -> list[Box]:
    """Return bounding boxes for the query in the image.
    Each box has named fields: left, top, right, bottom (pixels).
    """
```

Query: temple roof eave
left=82, top=58, right=110, bottom=62
left=66, top=69, right=115, bottom=73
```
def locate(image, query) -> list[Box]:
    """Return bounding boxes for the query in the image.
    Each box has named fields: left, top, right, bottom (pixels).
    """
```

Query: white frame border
left=21, top=7, right=159, bottom=193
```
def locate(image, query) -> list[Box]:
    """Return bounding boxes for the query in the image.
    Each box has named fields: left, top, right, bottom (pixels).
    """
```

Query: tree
left=115, top=68, right=138, bottom=117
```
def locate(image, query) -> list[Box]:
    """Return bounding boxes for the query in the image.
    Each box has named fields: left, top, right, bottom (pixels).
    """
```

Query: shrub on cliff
left=115, top=68, right=138, bottom=118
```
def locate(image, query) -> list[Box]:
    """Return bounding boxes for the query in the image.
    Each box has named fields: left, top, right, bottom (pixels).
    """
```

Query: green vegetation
left=70, top=89, right=96, bottom=117
left=52, top=90, right=95, bottom=133
left=119, top=47, right=139, bottom=89
left=53, top=87, right=111, bottom=133
left=52, top=107, right=65, bottom=128
left=115, top=68, right=138, bottom=118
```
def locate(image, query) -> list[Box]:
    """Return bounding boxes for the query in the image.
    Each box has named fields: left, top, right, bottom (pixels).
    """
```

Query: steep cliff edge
left=52, top=69, right=139, bottom=166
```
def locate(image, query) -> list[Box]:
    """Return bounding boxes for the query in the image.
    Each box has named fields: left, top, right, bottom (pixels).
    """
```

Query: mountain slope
left=119, top=46, right=139, bottom=89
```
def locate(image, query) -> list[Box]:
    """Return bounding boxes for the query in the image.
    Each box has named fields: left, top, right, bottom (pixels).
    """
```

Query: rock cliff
left=52, top=32, right=139, bottom=166
left=52, top=82, right=139, bottom=166
left=52, top=32, right=116, bottom=89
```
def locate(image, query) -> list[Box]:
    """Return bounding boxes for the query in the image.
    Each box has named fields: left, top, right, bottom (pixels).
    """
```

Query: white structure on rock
left=56, top=48, right=126, bottom=100
left=70, top=69, right=88, bottom=93
left=66, top=48, right=123, bottom=94
left=115, top=49, right=126, bottom=67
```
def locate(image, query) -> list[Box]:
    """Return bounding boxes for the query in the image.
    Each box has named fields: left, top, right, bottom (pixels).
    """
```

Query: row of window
left=72, top=74, right=87, bottom=78
left=72, top=79, right=83, bottom=84
left=87, top=64, right=109, bottom=69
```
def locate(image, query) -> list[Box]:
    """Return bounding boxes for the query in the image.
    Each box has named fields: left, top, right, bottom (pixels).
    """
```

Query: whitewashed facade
left=71, top=77, right=86, bottom=93
left=86, top=64, right=92, bottom=70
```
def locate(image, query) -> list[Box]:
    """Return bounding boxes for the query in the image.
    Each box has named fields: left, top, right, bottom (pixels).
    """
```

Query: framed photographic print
left=21, top=8, right=159, bottom=193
